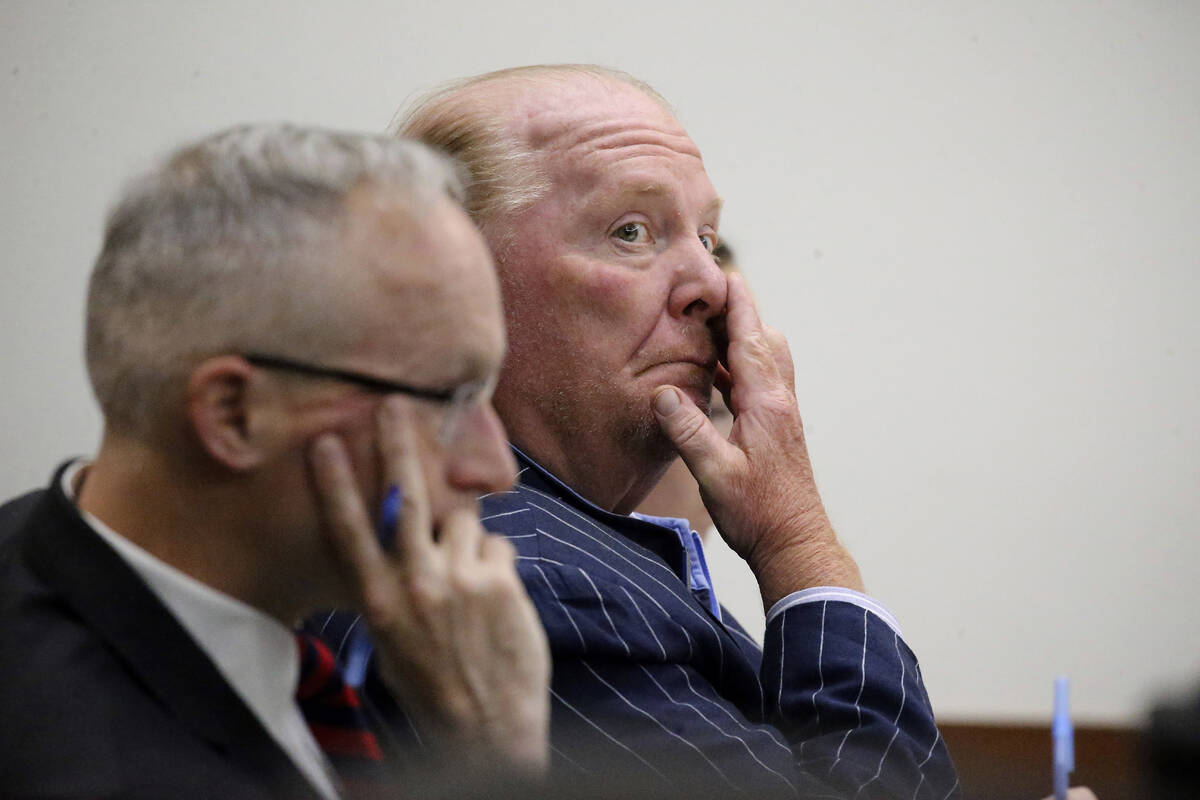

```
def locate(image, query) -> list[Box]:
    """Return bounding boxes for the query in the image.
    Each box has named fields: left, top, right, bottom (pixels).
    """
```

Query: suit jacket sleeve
left=761, top=599, right=960, bottom=797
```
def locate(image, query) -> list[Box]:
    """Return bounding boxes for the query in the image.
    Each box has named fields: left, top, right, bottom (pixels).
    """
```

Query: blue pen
left=1053, top=675, right=1074, bottom=800
left=375, top=483, right=403, bottom=554
left=341, top=484, right=403, bottom=687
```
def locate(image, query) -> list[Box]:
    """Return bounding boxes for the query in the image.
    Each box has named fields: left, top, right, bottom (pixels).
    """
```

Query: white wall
left=3, top=0, right=1197, bottom=726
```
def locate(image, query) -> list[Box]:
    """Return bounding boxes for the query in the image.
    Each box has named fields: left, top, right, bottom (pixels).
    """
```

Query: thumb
left=652, top=386, right=730, bottom=486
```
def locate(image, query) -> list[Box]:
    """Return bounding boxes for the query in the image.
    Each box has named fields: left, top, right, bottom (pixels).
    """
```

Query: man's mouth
left=639, top=354, right=718, bottom=376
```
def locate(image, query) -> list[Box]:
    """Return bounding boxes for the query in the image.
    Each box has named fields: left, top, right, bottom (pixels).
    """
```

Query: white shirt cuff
left=766, top=586, right=904, bottom=638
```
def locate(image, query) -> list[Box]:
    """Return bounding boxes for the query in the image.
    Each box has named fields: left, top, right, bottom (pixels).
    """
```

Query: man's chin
left=643, top=362, right=715, bottom=412
left=680, top=385, right=713, bottom=417
left=655, top=379, right=712, bottom=419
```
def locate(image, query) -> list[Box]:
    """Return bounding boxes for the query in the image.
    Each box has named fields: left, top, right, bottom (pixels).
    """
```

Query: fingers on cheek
left=310, top=435, right=348, bottom=484
left=737, top=326, right=775, bottom=360
left=731, top=342, right=781, bottom=389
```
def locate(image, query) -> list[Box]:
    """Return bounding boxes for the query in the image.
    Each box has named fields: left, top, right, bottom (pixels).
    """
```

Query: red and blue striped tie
left=295, top=632, right=385, bottom=765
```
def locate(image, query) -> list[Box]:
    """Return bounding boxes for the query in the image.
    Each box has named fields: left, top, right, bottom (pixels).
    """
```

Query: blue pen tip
left=376, top=483, right=403, bottom=552
left=1053, top=674, right=1074, bottom=792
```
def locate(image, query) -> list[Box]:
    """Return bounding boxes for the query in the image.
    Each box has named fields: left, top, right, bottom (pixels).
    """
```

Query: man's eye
left=700, top=233, right=717, bottom=254
left=614, top=222, right=648, bottom=243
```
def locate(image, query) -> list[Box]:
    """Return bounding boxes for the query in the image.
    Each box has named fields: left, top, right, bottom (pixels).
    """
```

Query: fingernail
left=654, top=387, right=681, bottom=416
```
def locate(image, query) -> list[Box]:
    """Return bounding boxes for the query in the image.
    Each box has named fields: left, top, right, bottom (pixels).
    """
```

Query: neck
left=508, top=424, right=672, bottom=515
left=76, top=430, right=328, bottom=625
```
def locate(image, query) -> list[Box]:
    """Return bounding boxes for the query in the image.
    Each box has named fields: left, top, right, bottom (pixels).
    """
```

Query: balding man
left=319, top=65, right=960, bottom=797
left=0, top=125, right=549, bottom=798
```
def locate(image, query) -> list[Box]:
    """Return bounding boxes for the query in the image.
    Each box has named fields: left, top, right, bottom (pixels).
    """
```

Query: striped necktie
left=295, top=632, right=385, bottom=766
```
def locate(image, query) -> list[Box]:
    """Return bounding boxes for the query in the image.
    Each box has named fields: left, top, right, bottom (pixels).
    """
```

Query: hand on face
left=651, top=273, right=864, bottom=607
left=306, top=397, right=550, bottom=774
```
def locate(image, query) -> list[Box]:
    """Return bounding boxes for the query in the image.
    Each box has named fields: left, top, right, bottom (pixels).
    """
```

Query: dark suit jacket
left=0, top=464, right=326, bottom=800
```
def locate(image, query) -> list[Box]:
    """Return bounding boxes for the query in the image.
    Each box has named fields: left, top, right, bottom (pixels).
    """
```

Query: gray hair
left=85, top=123, right=464, bottom=434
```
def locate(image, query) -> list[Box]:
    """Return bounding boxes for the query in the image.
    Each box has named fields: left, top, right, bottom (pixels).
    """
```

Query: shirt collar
left=508, top=445, right=722, bottom=619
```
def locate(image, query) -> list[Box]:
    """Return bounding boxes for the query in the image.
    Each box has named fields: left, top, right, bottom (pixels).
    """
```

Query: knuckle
left=486, top=534, right=517, bottom=559
left=448, top=561, right=479, bottom=593
left=406, top=574, right=447, bottom=609
left=670, top=409, right=708, bottom=448
left=360, top=586, right=397, bottom=626
left=736, top=331, right=777, bottom=370
left=764, top=326, right=790, bottom=354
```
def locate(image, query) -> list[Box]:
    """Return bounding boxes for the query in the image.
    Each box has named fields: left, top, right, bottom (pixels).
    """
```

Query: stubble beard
left=543, top=376, right=710, bottom=473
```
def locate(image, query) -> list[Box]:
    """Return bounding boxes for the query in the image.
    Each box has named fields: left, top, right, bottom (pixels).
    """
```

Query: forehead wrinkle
left=538, top=119, right=709, bottom=186
left=599, top=180, right=724, bottom=219
left=533, top=113, right=700, bottom=157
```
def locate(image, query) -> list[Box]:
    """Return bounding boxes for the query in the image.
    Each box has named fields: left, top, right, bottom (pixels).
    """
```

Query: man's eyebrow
left=451, top=351, right=505, bottom=386
left=615, top=183, right=724, bottom=216
left=409, top=346, right=500, bottom=390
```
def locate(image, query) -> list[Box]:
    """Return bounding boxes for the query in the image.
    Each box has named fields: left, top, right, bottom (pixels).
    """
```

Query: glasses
left=243, top=352, right=492, bottom=443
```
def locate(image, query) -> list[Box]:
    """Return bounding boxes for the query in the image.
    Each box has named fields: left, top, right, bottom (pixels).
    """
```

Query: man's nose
left=668, top=238, right=728, bottom=323
left=445, top=402, right=518, bottom=495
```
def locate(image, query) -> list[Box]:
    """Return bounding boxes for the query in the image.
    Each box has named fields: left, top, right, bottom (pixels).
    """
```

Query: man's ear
left=185, top=356, right=271, bottom=471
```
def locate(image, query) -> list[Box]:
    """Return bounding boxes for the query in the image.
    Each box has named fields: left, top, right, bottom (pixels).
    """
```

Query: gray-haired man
left=0, top=124, right=549, bottom=799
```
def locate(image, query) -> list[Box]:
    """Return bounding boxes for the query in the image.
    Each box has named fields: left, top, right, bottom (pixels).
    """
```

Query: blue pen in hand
left=375, top=483, right=403, bottom=554
left=341, top=484, right=404, bottom=688
left=1053, top=675, right=1074, bottom=800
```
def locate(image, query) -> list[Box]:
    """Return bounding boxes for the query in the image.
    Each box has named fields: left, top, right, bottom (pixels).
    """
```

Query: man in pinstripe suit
left=320, top=65, right=962, bottom=797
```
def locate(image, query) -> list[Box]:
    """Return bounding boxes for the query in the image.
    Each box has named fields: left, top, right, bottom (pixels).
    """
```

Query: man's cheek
left=575, top=266, right=643, bottom=311
left=327, top=418, right=384, bottom=511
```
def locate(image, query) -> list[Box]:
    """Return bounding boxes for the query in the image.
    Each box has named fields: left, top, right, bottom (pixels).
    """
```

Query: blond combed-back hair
left=393, top=64, right=673, bottom=238
left=86, top=123, right=464, bottom=436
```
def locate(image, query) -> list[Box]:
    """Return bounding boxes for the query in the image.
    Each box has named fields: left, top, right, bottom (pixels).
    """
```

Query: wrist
left=748, top=521, right=865, bottom=607
left=394, top=678, right=549, bottom=775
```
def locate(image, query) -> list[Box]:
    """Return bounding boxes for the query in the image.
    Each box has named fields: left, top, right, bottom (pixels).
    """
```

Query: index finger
left=308, top=433, right=393, bottom=603
left=722, top=272, right=784, bottom=406
left=376, top=396, right=433, bottom=568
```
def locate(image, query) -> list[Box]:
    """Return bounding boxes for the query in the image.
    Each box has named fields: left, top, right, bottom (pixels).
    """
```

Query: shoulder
left=482, top=484, right=671, bottom=583
left=481, top=482, right=639, bottom=550
left=0, top=523, right=284, bottom=798
left=478, top=482, right=541, bottom=533
left=0, top=489, right=46, bottom=551
left=479, top=480, right=600, bottom=531
left=480, top=482, right=620, bottom=559
left=0, top=551, right=132, bottom=791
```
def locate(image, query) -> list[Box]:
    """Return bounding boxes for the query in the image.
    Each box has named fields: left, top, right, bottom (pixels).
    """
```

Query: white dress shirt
left=62, top=462, right=342, bottom=800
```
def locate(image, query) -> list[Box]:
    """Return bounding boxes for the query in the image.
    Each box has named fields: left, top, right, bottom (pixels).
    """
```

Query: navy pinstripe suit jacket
left=313, top=448, right=960, bottom=798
